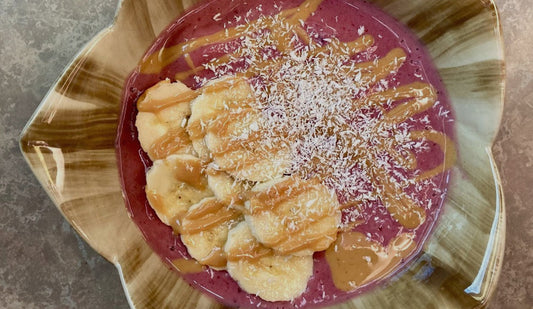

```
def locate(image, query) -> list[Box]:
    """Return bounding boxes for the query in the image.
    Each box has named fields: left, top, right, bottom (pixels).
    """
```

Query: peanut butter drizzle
left=273, top=230, right=337, bottom=254
left=137, top=89, right=199, bottom=113
left=139, top=0, right=323, bottom=77
left=199, top=246, right=228, bottom=268
left=248, top=177, right=321, bottom=214
left=221, top=147, right=286, bottom=174
left=175, top=53, right=237, bottom=81
left=206, top=109, right=265, bottom=153
left=170, top=219, right=183, bottom=235
left=411, top=130, right=457, bottom=181
left=310, top=125, right=427, bottom=229
left=206, top=106, right=293, bottom=174
left=171, top=258, right=205, bottom=274
left=309, top=35, right=374, bottom=58
left=364, top=82, right=434, bottom=109
left=186, top=78, right=254, bottom=141
left=203, top=77, right=250, bottom=94
left=148, top=126, right=192, bottom=160
left=211, top=129, right=265, bottom=156
left=185, top=120, right=204, bottom=140
left=140, top=27, right=245, bottom=74
left=266, top=0, right=319, bottom=51
left=387, top=147, right=417, bottom=170
left=171, top=158, right=206, bottom=190
left=145, top=191, right=170, bottom=219
left=325, top=232, right=417, bottom=291
left=383, top=86, right=437, bottom=125
left=139, top=0, right=320, bottom=74
left=139, top=77, right=249, bottom=114
left=369, top=48, right=407, bottom=82
left=378, top=168, right=427, bottom=229
left=246, top=177, right=340, bottom=254
left=183, top=53, right=198, bottom=72
left=264, top=208, right=338, bottom=247
left=181, top=199, right=241, bottom=234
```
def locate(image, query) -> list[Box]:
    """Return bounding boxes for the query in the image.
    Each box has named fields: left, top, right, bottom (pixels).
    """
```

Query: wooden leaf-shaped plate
left=20, top=0, right=505, bottom=307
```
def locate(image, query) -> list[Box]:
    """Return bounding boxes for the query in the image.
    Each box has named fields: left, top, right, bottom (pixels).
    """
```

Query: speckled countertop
left=0, top=0, right=531, bottom=308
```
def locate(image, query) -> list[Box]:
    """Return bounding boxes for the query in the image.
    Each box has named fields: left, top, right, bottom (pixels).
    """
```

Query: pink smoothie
left=116, top=0, right=455, bottom=307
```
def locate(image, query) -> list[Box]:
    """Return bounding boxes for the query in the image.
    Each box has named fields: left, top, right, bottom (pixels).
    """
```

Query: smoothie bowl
left=20, top=0, right=505, bottom=308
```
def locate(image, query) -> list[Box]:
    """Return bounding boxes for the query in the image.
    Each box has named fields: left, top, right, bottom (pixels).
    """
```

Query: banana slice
left=187, top=76, right=254, bottom=160
left=205, top=108, right=291, bottom=182
left=145, top=154, right=213, bottom=229
left=136, top=79, right=196, bottom=160
left=225, top=222, right=313, bottom=302
left=245, top=176, right=341, bottom=256
left=206, top=169, right=252, bottom=207
left=180, top=197, right=243, bottom=270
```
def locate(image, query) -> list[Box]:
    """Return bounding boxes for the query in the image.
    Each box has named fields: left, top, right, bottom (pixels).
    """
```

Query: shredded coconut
left=199, top=13, right=439, bottom=215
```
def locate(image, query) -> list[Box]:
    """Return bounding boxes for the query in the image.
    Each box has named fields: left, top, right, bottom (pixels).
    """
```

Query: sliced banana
left=187, top=76, right=254, bottom=160
left=180, top=197, right=243, bottom=270
left=206, top=169, right=252, bottom=207
left=245, top=176, right=341, bottom=256
left=145, top=154, right=213, bottom=229
left=205, top=108, right=291, bottom=182
left=136, top=79, right=196, bottom=160
left=225, top=222, right=313, bottom=302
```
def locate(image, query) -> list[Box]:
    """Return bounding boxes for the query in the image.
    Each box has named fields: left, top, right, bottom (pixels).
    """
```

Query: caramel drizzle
left=139, top=0, right=456, bottom=238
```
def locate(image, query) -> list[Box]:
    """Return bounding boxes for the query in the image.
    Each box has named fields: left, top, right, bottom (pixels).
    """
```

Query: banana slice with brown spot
left=180, top=197, right=243, bottom=270
left=205, top=108, right=291, bottom=182
left=245, top=176, right=341, bottom=256
left=224, top=222, right=313, bottom=302
left=186, top=76, right=254, bottom=160
left=136, top=79, right=196, bottom=160
left=145, top=154, right=213, bottom=230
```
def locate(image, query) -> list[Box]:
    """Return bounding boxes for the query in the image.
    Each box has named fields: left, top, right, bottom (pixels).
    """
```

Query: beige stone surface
left=0, top=0, right=530, bottom=308
left=491, top=0, right=533, bottom=308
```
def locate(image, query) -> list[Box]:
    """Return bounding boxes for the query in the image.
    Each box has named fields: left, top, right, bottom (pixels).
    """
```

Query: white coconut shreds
left=194, top=13, right=445, bottom=213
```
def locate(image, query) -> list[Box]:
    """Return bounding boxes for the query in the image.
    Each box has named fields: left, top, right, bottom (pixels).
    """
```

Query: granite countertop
left=1, top=0, right=531, bottom=308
